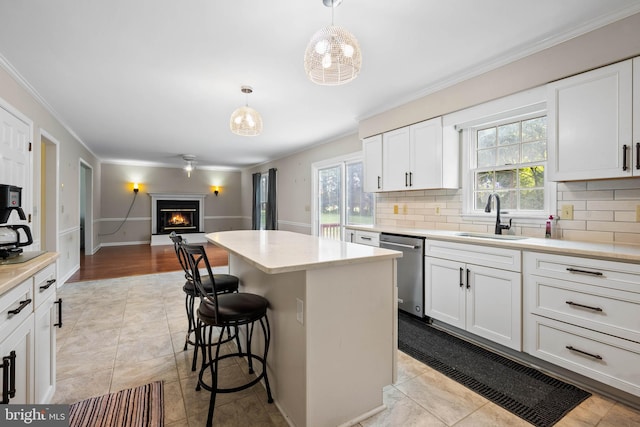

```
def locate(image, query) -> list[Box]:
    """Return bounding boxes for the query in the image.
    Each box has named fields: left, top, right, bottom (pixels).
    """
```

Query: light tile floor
left=53, top=271, right=640, bottom=426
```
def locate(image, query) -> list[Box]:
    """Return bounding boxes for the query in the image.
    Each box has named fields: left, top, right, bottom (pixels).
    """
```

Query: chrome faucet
left=484, top=193, right=512, bottom=235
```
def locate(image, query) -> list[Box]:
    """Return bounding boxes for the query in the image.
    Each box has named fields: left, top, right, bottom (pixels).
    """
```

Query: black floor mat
left=398, top=311, right=591, bottom=427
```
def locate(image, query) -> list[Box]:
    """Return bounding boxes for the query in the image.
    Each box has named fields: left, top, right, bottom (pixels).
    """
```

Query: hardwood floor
left=67, top=243, right=228, bottom=282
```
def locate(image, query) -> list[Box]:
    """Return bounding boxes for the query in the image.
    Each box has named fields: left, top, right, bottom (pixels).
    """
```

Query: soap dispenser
left=545, top=215, right=553, bottom=238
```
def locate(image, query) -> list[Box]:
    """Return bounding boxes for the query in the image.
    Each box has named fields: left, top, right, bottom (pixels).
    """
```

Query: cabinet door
left=344, top=228, right=356, bottom=243
left=425, top=257, right=465, bottom=329
left=410, top=117, right=443, bottom=189
left=382, top=127, right=410, bottom=191
left=0, top=315, right=34, bottom=404
left=547, top=59, right=633, bottom=181
left=34, top=294, right=57, bottom=403
left=363, top=135, right=383, bottom=192
left=466, top=265, right=522, bottom=351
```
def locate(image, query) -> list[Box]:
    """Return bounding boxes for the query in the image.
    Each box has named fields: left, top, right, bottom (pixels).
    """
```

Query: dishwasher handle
left=381, top=241, right=419, bottom=249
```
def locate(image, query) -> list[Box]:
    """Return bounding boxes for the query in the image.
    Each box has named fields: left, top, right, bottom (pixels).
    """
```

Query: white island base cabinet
left=230, top=254, right=396, bottom=427
left=207, top=231, right=400, bottom=427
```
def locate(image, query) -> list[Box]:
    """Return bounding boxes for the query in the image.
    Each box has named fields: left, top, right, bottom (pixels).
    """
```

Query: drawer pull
left=7, top=298, right=32, bottom=316
left=565, top=301, right=603, bottom=312
left=459, top=267, right=464, bottom=288
left=466, top=268, right=470, bottom=290
left=566, top=345, right=603, bottom=360
left=39, top=278, right=56, bottom=291
left=359, top=236, right=372, bottom=240
left=1, top=351, right=16, bottom=403
left=54, top=298, right=63, bottom=328
left=1, top=353, right=10, bottom=404
left=566, top=267, right=603, bottom=276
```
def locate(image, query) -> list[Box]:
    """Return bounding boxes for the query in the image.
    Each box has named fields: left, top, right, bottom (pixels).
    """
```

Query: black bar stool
left=182, top=243, right=274, bottom=426
left=169, top=232, right=240, bottom=371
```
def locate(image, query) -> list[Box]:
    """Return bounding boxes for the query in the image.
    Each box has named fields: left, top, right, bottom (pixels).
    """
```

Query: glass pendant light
left=304, top=0, right=361, bottom=85
left=230, top=86, right=263, bottom=136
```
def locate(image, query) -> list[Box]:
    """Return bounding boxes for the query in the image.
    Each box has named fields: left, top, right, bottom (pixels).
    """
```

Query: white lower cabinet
left=0, top=260, right=57, bottom=404
left=0, top=310, right=35, bottom=404
left=524, top=251, right=640, bottom=397
left=33, top=263, right=58, bottom=404
left=0, top=279, right=34, bottom=404
left=425, top=240, right=522, bottom=351
left=344, top=228, right=380, bottom=247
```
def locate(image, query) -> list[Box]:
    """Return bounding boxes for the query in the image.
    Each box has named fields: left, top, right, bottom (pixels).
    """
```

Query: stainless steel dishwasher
left=380, top=233, right=425, bottom=316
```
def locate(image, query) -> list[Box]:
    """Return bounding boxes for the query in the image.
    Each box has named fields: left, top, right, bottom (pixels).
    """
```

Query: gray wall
left=99, top=163, right=243, bottom=244
left=241, top=133, right=362, bottom=234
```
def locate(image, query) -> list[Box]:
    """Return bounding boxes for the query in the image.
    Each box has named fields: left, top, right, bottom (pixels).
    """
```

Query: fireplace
left=157, top=200, right=199, bottom=234
left=149, top=193, right=207, bottom=245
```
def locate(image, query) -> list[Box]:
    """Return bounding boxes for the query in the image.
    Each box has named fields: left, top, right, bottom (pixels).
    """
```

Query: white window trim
left=444, top=86, right=556, bottom=224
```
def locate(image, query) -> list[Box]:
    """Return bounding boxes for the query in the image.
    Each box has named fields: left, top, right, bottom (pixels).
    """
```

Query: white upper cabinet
left=547, top=59, right=634, bottom=181
left=382, top=126, right=411, bottom=191
left=362, top=134, right=383, bottom=192
left=371, top=116, right=458, bottom=192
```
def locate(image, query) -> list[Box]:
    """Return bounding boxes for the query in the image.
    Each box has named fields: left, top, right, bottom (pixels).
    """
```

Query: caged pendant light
left=230, top=86, right=263, bottom=136
left=304, top=0, right=361, bottom=85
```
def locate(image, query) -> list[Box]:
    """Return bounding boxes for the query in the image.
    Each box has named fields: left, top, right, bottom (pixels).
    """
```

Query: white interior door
left=0, top=104, right=32, bottom=227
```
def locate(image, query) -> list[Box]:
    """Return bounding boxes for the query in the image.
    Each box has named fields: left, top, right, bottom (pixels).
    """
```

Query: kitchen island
left=206, top=230, right=402, bottom=427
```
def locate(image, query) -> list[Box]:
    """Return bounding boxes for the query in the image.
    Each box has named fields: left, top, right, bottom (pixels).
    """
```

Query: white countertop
left=206, top=230, right=402, bottom=274
left=347, top=225, right=640, bottom=264
left=0, top=252, right=59, bottom=295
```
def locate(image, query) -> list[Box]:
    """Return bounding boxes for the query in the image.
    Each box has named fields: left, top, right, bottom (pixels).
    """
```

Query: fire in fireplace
left=157, top=200, right=200, bottom=234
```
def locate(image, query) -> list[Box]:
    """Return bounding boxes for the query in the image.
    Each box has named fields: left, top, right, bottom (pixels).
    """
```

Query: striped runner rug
left=69, top=381, right=164, bottom=427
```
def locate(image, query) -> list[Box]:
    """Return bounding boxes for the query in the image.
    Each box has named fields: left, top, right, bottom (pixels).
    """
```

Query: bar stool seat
left=198, top=293, right=268, bottom=324
left=182, top=243, right=273, bottom=427
left=182, top=274, right=238, bottom=296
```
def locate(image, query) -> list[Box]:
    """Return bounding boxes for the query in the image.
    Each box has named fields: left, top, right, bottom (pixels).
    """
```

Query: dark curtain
left=265, top=168, right=278, bottom=230
left=251, top=172, right=261, bottom=230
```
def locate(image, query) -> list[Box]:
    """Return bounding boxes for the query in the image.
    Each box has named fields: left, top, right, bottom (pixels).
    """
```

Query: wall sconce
left=212, top=186, right=220, bottom=196
left=132, top=183, right=140, bottom=193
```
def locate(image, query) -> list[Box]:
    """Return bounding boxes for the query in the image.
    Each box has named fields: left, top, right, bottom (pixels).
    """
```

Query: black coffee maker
left=0, top=184, right=34, bottom=259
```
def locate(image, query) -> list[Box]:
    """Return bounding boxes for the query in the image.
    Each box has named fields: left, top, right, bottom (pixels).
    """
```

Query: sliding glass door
left=314, top=156, right=374, bottom=240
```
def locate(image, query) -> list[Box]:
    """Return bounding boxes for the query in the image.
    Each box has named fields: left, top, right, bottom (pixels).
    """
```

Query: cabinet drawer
left=526, top=315, right=640, bottom=397
left=0, top=279, right=34, bottom=343
left=33, top=263, right=56, bottom=308
left=354, top=231, right=379, bottom=247
left=524, top=252, right=640, bottom=293
left=526, top=274, right=640, bottom=343
left=426, top=239, right=521, bottom=272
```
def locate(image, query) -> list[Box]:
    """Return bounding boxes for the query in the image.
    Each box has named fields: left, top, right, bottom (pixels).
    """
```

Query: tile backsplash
left=375, top=178, right=640, bottom=244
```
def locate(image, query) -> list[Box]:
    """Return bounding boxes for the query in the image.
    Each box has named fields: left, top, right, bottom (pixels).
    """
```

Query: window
left=258, top=173, right=268, bottom=229
left=472, top=115, right=547, bottom=213
left=313, top=155, right=374, bottom=240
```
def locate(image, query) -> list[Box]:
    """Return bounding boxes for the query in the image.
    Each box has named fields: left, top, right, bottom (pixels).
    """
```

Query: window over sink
left=444, top=86, right=556, bottom=220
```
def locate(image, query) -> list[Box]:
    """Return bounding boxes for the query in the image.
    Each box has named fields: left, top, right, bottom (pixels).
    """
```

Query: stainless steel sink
left=455, top=232, right=529, bottom=241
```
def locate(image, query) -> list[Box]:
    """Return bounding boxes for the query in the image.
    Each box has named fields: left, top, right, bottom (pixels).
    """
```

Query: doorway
left=40, top=131, right=59, bottom=253
left=79, top=160, right=93, bottom=254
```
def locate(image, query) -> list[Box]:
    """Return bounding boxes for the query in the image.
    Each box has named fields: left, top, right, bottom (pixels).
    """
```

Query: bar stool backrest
left=182, top=243, right=220, bottom=323
left=169, top=232, right=193, bottom=283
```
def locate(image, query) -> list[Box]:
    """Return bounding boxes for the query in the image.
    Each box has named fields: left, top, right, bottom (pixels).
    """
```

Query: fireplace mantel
left=149, top=193, right=207, bottom=246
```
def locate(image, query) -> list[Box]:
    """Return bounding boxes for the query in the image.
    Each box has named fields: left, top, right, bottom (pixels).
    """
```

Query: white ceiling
left=1, top=0, right=639, bottom=170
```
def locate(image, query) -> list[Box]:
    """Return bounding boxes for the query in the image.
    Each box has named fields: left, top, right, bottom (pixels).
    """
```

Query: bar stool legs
left=196, top=316, right=274, bottom=426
